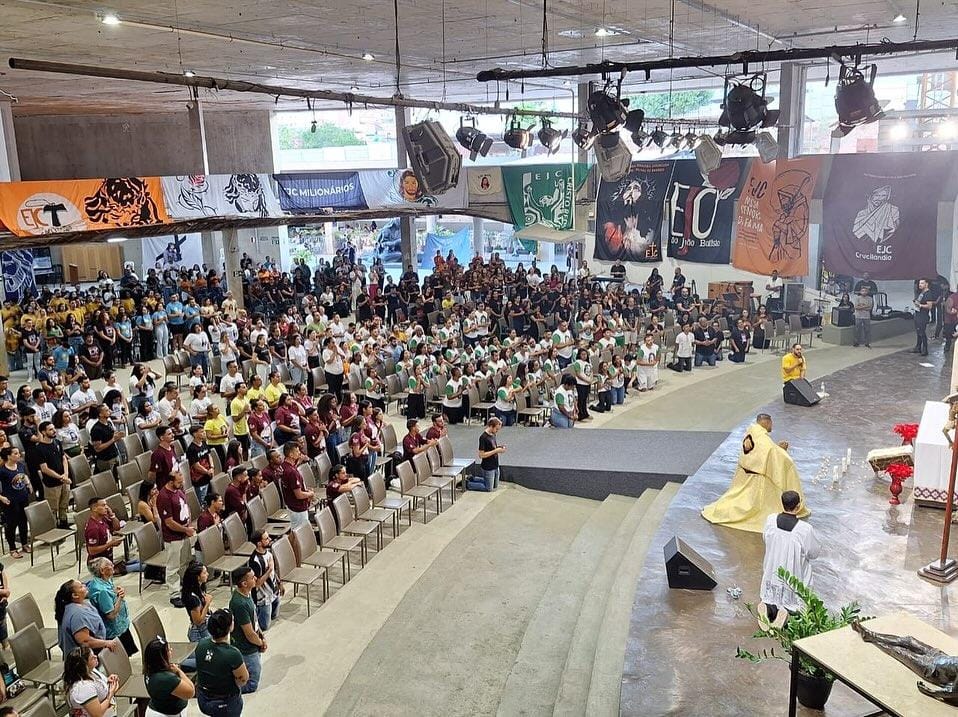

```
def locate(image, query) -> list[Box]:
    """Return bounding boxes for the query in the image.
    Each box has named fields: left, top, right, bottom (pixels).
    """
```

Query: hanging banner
left=161, top=174, right=282, bottom=219
left=274, top=172, right=366, bottom=212
left=357, top=169, right=469, bottom=210
left=594, top=161, right=673, bottom=262
left=501, top=163, right=589, bottom=231
left=732, top=157, right=822, bottom=277
left=665, top=158, right=747, bottom=264
left=1, top=250, right=36, bottom=302
left=142, top=234, right=204, bottom=272
left=467, top=168, right=504, bottom=198
left=821, top=154, right=952, bottom=279
left=0, top=177, right=168, bottom=237
left=422, top=228, right=474, bottom=269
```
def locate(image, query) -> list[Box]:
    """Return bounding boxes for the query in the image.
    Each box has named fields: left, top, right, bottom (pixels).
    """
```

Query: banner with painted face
left=160, top=174, right=282, bottom=219
left=1, top=250, right=36, bottom=302
left=732, top=156, right=823, bottom=277
left=273, top=172, right=366, bottom=212
left=0, top=177, right=169, bottom=237
left=665, top=158, right=748, bottom=264
left=500, top=163, right=589, bottom=231
left=357, top=169, right=469, bottom=210
left=593, top=161, right=674, bottom=262
left=821, top=153, right=953, bottom=280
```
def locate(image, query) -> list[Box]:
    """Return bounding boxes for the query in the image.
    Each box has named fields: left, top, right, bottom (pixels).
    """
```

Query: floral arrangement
left=893, top=423, right=919, bottom=444
left=886, top=463, right=914, bottom=480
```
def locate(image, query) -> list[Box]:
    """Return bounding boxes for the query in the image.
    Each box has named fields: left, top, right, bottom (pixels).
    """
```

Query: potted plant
left=736, top=567, right=868, bottom=710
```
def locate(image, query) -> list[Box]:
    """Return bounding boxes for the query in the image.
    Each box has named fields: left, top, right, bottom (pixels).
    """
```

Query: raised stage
left=447, top=427, right=728, bottom=501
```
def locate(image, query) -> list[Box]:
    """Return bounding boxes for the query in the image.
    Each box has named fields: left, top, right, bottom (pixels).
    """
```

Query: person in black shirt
left=912, top=277, right=936, bottom=356
left=610, top=260, right=627, bottom=282
left=853, top=272, right=878, bottom=297
left=670, top=267, right=687, bottom=301
left=693, top=317, right=720, bottom=367
left=36, top=421, right=70, bottom=528
left=17, top=408, right=42, bottom=498
left=89, top=404, right=122, bottom=473
left=466, top=417, right=505, bottom=493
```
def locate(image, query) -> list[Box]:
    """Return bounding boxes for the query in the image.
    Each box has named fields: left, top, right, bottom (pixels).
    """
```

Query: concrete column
left=472, top=216, right=484, bottom=258
left=777, top=63, right=807, bottom=159
left=394, top=106, right=416, bottom=272
left=0, top=102, right=17, bottom=374
left=187, top=100, right=210, bottom=174
left=577, top=82, right=590, bottom=164
left=223, top=228, right=245, bottom=312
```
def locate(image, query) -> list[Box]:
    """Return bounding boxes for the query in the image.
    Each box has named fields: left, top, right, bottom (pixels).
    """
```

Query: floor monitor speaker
left=783, top=377, right=821, bottom=407
left=402, top=120, right=462, bottom=195
left=664, top=536, right=717, bottom=590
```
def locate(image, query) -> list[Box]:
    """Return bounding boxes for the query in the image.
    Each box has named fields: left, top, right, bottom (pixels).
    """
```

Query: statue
left=852, top=620, right=958, bottom=704
left=942, top=392, right=958, bottom=447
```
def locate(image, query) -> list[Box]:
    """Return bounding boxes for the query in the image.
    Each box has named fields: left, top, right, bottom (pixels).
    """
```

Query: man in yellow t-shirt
left=781, top=344, right=806, bottom=383
left=230, top=382, right=252, bottom=458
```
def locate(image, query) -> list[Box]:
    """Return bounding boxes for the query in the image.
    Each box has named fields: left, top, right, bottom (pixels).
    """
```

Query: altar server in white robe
left=759, top=490, right=820, bottom=626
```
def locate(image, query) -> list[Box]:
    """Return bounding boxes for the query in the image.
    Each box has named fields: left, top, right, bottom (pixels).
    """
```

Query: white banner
left=161, top=174, right=282, bottom=219
left=142, top=233, right=204, bottom=272
left=357, top=169, right=468, bottom=210
left=467, top=168, right=504, bottom=198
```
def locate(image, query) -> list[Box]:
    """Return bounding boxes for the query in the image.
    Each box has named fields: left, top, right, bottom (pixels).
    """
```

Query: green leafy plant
left=735, top=567, right=869, bottom=680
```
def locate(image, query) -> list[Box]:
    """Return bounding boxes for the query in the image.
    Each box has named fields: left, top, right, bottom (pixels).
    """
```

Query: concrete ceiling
left=0, top=0, right=956, bottom=115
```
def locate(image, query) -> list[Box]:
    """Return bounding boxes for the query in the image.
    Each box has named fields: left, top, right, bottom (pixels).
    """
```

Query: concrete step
left=585, top=482, right=680, bottom=717
left=495, top=494, right=636, bottom=717
left=551, top=488, right=659, bottom=717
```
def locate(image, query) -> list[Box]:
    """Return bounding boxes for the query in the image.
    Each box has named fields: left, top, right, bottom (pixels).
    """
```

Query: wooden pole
left=920, top=417, right=958, bottom=583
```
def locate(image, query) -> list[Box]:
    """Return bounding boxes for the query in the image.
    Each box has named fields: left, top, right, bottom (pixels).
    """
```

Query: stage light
left=571, top=120, right=595, bottom=150
left=713, top=130, right=728, bottom=147
left=503, top=116, right=535, bottom=150
left=683, top=129, right=698, bottom=149
left=753, top=131, right=778, bottom=163
left=668, top=128, right=683, bottom=149
left=889, top=122, right=909, bottom=140
left=893, top=13, right=906, bottom=22
left=588, top=87, right=628, bottom=133
left=719, top=73, right=779, bottom=133
left=623, top=108, right=645, bottom=146
left=106, top=237, right=128, bottom=243
left=695, top=135, right=723, bottom=174
left=648, top=126, right=668, bottom=149
left=724, top=129, right=756, bottom=145
left=537, top=119, right=568, bottom=154
left=937, top=121, right=958, bottom=139
left=100, top=12, right=120, bottom=25
left=835, top=63, right=884, bottom=135
left=594, top=132, right=632, bottom=182
left=362, top=52, right=375, bottom=62
left=456, top=116, right=494, bottom=160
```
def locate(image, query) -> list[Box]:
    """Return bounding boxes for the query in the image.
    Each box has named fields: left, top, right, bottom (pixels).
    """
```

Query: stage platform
left=821, top=316, right=912, bottom=345
left=447, top=427, right=727, bottom=501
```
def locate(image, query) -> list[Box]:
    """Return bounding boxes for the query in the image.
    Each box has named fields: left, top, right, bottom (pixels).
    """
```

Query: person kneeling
left=550, top=375, right=577, bottom=428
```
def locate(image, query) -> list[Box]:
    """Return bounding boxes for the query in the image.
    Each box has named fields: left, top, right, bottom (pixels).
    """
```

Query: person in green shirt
left=195, top=608, right=248, bottom=716
left=228, top=566, right=266, bottom=694
left=143, top=636, right=194, bottom=716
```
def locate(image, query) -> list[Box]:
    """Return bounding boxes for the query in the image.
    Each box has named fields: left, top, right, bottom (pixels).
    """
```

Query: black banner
left=666, top=158, right=748, bottom=264
left=594, top=161, right=674, bottom=263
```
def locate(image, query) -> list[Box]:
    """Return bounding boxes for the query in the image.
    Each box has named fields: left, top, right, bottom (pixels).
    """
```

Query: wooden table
left=789, top=613, right=958, bottom=717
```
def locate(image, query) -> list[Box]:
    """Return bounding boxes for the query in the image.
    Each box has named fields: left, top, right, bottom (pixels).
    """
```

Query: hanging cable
left=393, top=0, right=402, bottom=96
left=540, top=0, right=550, bottom=68
left=913, top=0, right=921, bottom=42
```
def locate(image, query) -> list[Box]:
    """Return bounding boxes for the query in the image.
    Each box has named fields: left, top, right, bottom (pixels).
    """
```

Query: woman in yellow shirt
left=203, top=404, right=230, bottom=465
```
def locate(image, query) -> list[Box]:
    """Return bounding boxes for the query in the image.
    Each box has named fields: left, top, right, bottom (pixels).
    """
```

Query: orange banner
left=732, top=157, right=822, bottom=277
left=0, top=177, right=169, bottom=237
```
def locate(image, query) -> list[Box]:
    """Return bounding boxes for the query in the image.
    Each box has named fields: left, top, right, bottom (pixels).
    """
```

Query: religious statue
left=853, top=620, right=958, bottom=704
left=942, top=392, right=958, bottom=448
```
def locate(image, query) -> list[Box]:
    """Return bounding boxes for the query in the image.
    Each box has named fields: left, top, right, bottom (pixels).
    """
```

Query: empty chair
left=368, top=472, right=411, bottom=529
left=3, top=686, right=48, bottom=715
left=426, top=445, right=466, bottom=492
left=132, top=523, right=167, bottom=594
left=251, top=453, right=268, bottom=471
left=248, top=496, right=288, bottom=539
left=71, top=482, right=98, bottom=513
left=331, top=494, right=380, bottom=554
left=290, top=522, right=346, bottom=585
left=73, top=508, right=91, bottom=575
left=222, top=513, right=255, bottom=556
left=131, top=606, right=195, bottom=664
left=117, top=462, right=142, bottom=490
left=104, top=493, right=140, bottom=547
left=25, top=502, right=77, bottom=570
left=467, top=384, right=494, bottom=424
left=261, top=481, right=289, bottom=522
left=121, top=434, right=144, bottom=460
left=381, top=423, right=398, bottom=453
left=313, top=452, right=332, bottom=487
left=397, top=461, right=439, bottom=523
left=125, top=481, right=143, bottom=517
left=141, top=429, right=159, bottom=452
left=298, top=463, right=317, bottom=493
left=438, top=435, right=473, bottom=469
left=7, top=594, right=58, bottom=656
left=272, top=535, right=325, bottom=616
left=90, top=470, right=118, bottom=500
left=197, top=525, right=248, bottom=575
left=98, top=642, right=149, bottom=700
left=210, top=473, right=229, bottom=501
left=315, top=506, right=364, bottom=578
left=9, top=624, right=63, bottom=697
left=413, top=451, right=453, bottom=509
left=350, top=485, right=396, bottom=539
left=67, top=455, right=91, bottom=485
left=134, top=452, right=153, bottom=480
left=185, top=488, right=201, bottom=523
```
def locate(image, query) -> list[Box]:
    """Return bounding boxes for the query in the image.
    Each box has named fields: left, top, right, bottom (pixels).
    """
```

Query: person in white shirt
left=551, top=320, right=576, bottom=369
left=636, top=334, right=659, bottom=390
left=183, top=324, right=212, bottom=380
left=765, top=270, right=785, bottom=314
left=287, top=335, right=309, bottom=385
left=70, top=377, right=99, bottom=423
left=550, top=374, right=577, bottom=428
left=759, top=490, right=819, bottom=626
left=219, top=361, right=243, bottom=400
left=322, top=337, right=346, bottom=399
left=674, top=324, right=695, bottom=373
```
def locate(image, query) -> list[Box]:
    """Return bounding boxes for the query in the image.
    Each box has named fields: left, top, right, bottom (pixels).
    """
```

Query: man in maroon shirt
left=149, top=426, right=180, bottom=490
left=196, top=491, right=223, bottom=532
left=224, top=467, right=250, bottom=529
left=402, top=419, right=436, bottom=464
left=278, top=443, right=314, bottom=529
left=262, top=449, right=283, bottom=486
left=156, top=471, right=195, bottom=607
left=84, top=497, right=125, bottom=567
left=425, top=413, right=447, bottom=442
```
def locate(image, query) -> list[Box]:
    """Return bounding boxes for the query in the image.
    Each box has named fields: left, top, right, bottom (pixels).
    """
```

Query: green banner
left=501, top=164, right=590, bottom=242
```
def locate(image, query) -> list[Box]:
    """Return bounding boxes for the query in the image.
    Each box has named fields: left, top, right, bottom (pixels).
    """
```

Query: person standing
left=0, top=447, right=31, bottom=558
left=248, top=530, right=281, bottom=632
left=674, top=324, right=694, bottom=373
left=759, top=490, right=820, bottom=626
left=85, top=557, right=137, bottom=657
left=148, top=426, right=180, bottom=491
left=765, top=270, right=784, bottom=315
left=229, top=566, right=266, bottom=694
left=194, top=608, right=249, bottom=716
left=157, top=472, right=195, bottom=608
left=278, top=442, right=313, bottom=528
left=36, top=420, right=71, bottom=528
left=852, top=286, right=874, bottom=348
left=912, top=278, right=936, bottom=356
left=89, top=404, right=123, bottom=474
left=944, top=286, right=958, bottom=352
left=466, top=417, right=505, bottom=492
left=551, top=320, right=576, bottom=370
left=571, top=348, right=593, bottom=422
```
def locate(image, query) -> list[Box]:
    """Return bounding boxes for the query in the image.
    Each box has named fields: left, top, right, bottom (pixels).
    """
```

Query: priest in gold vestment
left=702, top=413, right=809, bottom=533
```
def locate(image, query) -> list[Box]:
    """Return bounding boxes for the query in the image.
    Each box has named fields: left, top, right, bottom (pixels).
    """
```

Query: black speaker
left=831, top=307, right=854, bottom=327
left=783, top=377, right=821, bottom=407
left=664, top=536, right=717, bottom=590
left=402, top=120, right=462, bottom=195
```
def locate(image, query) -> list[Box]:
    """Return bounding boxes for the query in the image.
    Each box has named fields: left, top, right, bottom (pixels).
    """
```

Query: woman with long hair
left=136, top=481, right=161, bottom=531
left=143, top=637, right=194, bottom=717
left=224, top=440, right=244, bottom=471
left=54, top=580, right=119, bottom=655
left=129, top=363, right=156, bottom=415
left=0, top=446, right=31, bottom=558
left=52, top=408, right=82, bottom=458
left=63, top=645, right=120, bottom=717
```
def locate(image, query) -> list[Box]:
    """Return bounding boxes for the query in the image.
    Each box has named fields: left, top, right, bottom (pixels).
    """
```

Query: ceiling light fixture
left=668, top=128, right=684, bottom=149
left=100, top=12, right=120, bottom=25
left=893, top=14, right=906, bottom=23
left=503, top=116, right=535, bottom=150
left=362, top=52, right=375, bottom=62
left=835, top=63, right=884, bottom=136
left=588, top=84, right=628, bottom=134
left=753, top=131, right=778, bottom=162
left=624, top=108, right=645, bottom=146
left=719, top=73, right=779, bottom=136
left=695, top=135, right=723, bottom=174
left=571, top=120, right=595, bottom=150
left=106, top=237, right=128, bottom=243
left=537, top=119, right=568, bottom=154
left=184, top=69, right=195, bottom=78
left=648, top=126, right=668, bottom=149
left=456, top=116, right=494, bottom=160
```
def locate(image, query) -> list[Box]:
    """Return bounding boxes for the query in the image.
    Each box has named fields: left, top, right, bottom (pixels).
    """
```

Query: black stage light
left=538, top=119, right=568, bottom=154
left=835, top=63, right=884, bottom=136
left=683, top=129, right=698, bottom=149
left=668, top=128, right=683, bottom=149
left=624, top=108, right=645, bottom=146
left=719, top=73, right=779, bottom=133
left=571, top=120, right=595, bottom=150
left=588, top=87, right=628, bottom=133
left=503, top=116, right=535, bottom=150
left=455, top=117, right=493, bottom=160
left=648, top=126, right=668, bottom=149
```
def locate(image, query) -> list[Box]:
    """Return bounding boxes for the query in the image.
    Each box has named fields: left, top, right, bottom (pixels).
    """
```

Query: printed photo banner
left=142, top=233, right=204, bottom=272
left=274, top=172, right=366, bottom=213
left=467, top=168, right=504, bottom=198
left=821, top=154, right=952, bottom=280
left=358, top=169, right=469, bottom=210
left=501, top=163, right=589, bottom=231
left=1, top=249, right=36, bottom=302
left=594, top=161, right=674, bottom=263
left=732, top=157, right=822, bottom=277
left=161, top=174, right=282, bottom=219
left=0, top=177, right=169, bottom=237
left=666, top=158, right=747, bottom=264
